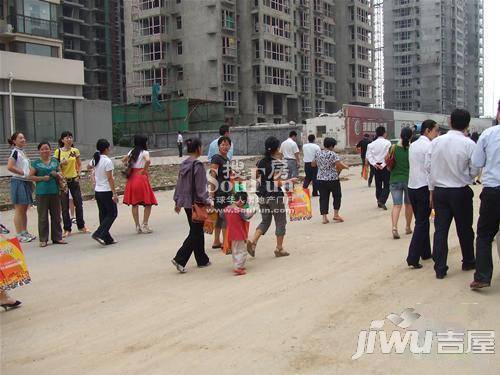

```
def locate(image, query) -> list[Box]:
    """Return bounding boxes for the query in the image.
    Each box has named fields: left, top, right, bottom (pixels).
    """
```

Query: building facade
left=384, top=0, right=483, bottom=116
left=0, top=0, right=112, bottom=151
left=124, top=0, right=375, bottom=126
left=61, top=0, right=126, bottom=103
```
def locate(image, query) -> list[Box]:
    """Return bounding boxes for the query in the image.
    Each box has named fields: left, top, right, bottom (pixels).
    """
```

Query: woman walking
left=247, top=136, right=295, bottom=258
left=388, top=127, right=414, bottom=239
left=314, top=137, right=349, bottom=224
left=6, top=133, right=36, bottom=243
left=55, top=131, right=90, bottom=237
left=29, top=142, right=67, bottom=247
left=89, top=139, right=118, bottom=246
left=209, top=136, right=233, bottom=249
left=123, top=135, right=157, bottom=234
left=172, top=138, right=211, bottom=273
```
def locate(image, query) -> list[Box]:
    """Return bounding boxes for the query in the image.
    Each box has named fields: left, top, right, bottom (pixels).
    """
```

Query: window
left=315, top=99, right=325, bottom=114
left=264, top=66, right=292, bottom=87
left=263, top=40, right=291, bottom=62
left=358, top=84, right=371, bottom=98
left=315, top=79, right=323, bottom=95
left=301, top=98, right=311, bottom=113
left=394, top=43, right=413, bottom=53
left=176, top=16, right=182, bottom=29
left=301, top=55, right=310, bottom=71
left=135, top=42, right=166, bottom=62
left=134, top=67, right=167, bottom=87
left=263, top=0, right=290, bottom=14
left=399, top=66, right=412, bottom=76
left=315, top=59, right=322, bottom=74
left=177, top=40, right=182, bottom=55
left=223, top=64, right=236, bottom=83
left=314, top=17, right=322, bottom=33
left=323, top=2, right=334, bottom=18
left=14, top=97, right=74, bottom=142
left=396, top=31, right=412, bottom=41
left=325, top=82, right=335, bottom=97
left=358, top=65, right=372, bottom=80
left=254, top=40, right=260, bottom=59
left=314, top=38, right=322, bottom=54
left=324, top=42, right=334, bottom=58
left=12, top=41, right=58, bottom=57
left=357, top=27, right=371, bottom=43
left=263, top=14, right=291, bottom=39
left=222, top=36, right=237, bottom=57
left=324, top=62, right=334, bottom=77
left=138, top=0, right=164, bottom=11
left=324, top=22, right=334, bottom=39
left=222, top=9, right=235, bottom=30
left=137, top=16, right=166, bottom=36
left=224, top=91, right=237, bottom=108
left=177, top=66, right=184, bottom=81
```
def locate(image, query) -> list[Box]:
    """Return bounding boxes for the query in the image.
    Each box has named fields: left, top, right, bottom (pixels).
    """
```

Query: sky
left=483, top=0, right=500, bottom=117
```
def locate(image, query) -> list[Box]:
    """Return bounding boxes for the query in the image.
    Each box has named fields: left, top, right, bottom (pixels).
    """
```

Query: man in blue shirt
left=470, top=122, right=500, bottom=289
left=207, top=125, right=234, bottom=161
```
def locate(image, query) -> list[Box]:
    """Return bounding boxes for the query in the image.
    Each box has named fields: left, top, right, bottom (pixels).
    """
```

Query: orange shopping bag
left=361, top=164, right=368, bottom=180
left=0, top=237, right=31, bottom=291
left=203, top=211, right=218, bottom=235
left=286, top=186, right=312, bottom=221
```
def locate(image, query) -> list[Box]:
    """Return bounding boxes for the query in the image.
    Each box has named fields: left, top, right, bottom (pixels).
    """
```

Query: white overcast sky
left=484, top=0, right=499, bottom=117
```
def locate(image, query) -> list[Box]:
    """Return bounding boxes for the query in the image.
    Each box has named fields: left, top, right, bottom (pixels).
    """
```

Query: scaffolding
left=373, top=0, right=384, bottom=108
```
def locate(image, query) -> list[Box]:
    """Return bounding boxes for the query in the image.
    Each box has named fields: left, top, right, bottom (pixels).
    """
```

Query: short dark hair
left=219, top=125, right=230, bottom=136
left=363, top=133, right=369, bottom=138
left=186, top=138, right=202, bottom=153
left=37, top=141, right=51, bottom=150
left=308, top=134, right=316, bottom=142
left=375, top=126, right=386, bottom=137
left=289, top=131, right=298, bottom=138
left=420, top=120, right=437, bottom=135
left=323, top=137, right=337, bottom=149
left=218, top=136, right=232, bottom=146
left=450, top=109, right=471, bottom=131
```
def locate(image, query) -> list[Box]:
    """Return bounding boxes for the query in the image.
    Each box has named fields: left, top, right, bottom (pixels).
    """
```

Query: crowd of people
left=1, top=105, right=499, bottom=310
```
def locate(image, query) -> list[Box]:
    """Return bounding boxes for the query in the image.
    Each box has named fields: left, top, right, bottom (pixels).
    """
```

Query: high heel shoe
left=1, top=300, right=22, bottom=311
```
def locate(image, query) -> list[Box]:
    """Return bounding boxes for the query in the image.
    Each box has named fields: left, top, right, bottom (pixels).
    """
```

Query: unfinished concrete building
left=384, top=0, right=483, bottom=116
left=124, top=0, right=374, bottom=125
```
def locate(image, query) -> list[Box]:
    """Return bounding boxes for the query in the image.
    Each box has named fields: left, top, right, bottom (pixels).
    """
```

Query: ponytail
left=94, top=138, right=110, bottom=166
left=264, top=136, right=280, bottom=161
left=8, top=132, right=22, bottom=146
left=400, top=127, right=413, bottom=150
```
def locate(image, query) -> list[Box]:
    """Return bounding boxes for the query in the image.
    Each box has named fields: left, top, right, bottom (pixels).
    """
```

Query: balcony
left=10, top=14, right=59, bottom=39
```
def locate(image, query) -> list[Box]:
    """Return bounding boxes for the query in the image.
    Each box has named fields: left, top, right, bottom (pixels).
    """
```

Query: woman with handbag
left=172, top=138, right=211, bottom=273
left=388, top=127, right=414, bottom=239
left=55, top=131, right=90, bottom=237
left=122, top=135, right=157, bottom=234
left=29, top=142, right=67, bottom=247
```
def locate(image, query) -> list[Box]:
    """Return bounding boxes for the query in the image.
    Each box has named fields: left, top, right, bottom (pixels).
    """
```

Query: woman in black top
left=247, top=136, right=296, bottom=258
left=209, top=136, right=232, bottom=249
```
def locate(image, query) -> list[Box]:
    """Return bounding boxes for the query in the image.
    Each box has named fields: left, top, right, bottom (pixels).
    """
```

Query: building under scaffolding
left=373, top=0, right=384, bottom=108
left=112, top=98, right=224, bottom=145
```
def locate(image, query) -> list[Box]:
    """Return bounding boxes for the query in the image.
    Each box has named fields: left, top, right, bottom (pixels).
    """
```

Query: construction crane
left=373, top=0, right=384, bottom=108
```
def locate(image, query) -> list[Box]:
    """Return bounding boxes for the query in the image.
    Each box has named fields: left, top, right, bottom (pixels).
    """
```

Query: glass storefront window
left=14, top=97, right=75, bottom=142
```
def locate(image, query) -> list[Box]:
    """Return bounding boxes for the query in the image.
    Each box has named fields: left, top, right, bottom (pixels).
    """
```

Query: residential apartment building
left=61, top=0, right=126, bottom=103
left=124, top=0, right=374, bottom=125
left=334, top=0, right=375, bottom=107
left=0, top=0, right=111, bottom=150
left=384, top=0, right=484, bottom=116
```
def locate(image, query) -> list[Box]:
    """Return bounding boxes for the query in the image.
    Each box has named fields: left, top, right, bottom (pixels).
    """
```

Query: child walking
left=223, top=192, right=255, bottom=276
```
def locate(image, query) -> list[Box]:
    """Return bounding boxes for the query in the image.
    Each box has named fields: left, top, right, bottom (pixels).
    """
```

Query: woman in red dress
left=123, top=135, right=158, bottom=233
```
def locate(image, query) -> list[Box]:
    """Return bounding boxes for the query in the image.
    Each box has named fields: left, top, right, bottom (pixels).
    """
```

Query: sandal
left=405, top=227, right=413, bottom=235
left=39, top=241, right=48, bottom=248
left=53, top=240, right=68, bottom=245
left=333, top=216, right=344, bottom=223
left=78, top=227, right=91, bottom=234
left=392, top=228, right=400, bottom=240
left=63, top=230, right=71, bottom=238
left=274, top=248, right=290, bottom=257
left=322, top=217, right=330, bottom=224
left=247, top=241, right=256, bottom=257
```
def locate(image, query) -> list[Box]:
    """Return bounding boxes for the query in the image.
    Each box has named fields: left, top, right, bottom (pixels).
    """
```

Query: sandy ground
left=1, top=166, right=499, bottom=375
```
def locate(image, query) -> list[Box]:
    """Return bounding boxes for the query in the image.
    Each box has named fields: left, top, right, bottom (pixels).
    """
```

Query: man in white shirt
left=470, top=122, right=500, bottom=289
left=406, top=120, right=439, bottom=269
left=302, top=134, right=321, bottom=196
left=177, top=131, right=183, bottom=157
left=280, top=131, right=300, bottom=179
left=428, top=109, right=479, bottom=279
left=366, top=126, right=392, bottom=210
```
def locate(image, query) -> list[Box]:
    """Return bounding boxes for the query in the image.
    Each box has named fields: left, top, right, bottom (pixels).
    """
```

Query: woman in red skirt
left=123, top=135, right=158, bottom=233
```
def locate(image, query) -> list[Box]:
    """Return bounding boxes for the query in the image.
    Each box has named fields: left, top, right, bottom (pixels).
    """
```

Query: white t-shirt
left=128, top=150, right=149, bottom=169
left=177, top=134, right=183, bottom=143
left=302, top=142, right=321, bottom=163
left=91, top=154, right=114, bottom=192
left=9, top=147, right=30, bottom=180
left=280, top=138, right=299, bottom=160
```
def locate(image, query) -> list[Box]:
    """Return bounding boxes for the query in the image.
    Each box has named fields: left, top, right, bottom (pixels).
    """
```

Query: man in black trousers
left=470, top=117, right=500, bottom=289
left=428, top=109, right=480, bottom=279
left=366, top=126, right=392, bottom=210
left=406, top=120, right=439, bottom=269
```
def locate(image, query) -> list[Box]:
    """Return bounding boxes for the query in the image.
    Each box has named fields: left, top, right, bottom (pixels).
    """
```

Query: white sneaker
left=136, top=225, right=142, bottom=234
left=171, top=259, right=187, bottom=273
left=141, top=224, right=153, bottom=234
left=18, top=233, right=33, bottom=243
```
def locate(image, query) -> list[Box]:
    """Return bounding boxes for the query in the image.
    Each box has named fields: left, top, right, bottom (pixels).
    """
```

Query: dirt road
left=1, top=166, right=499, bottom=374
